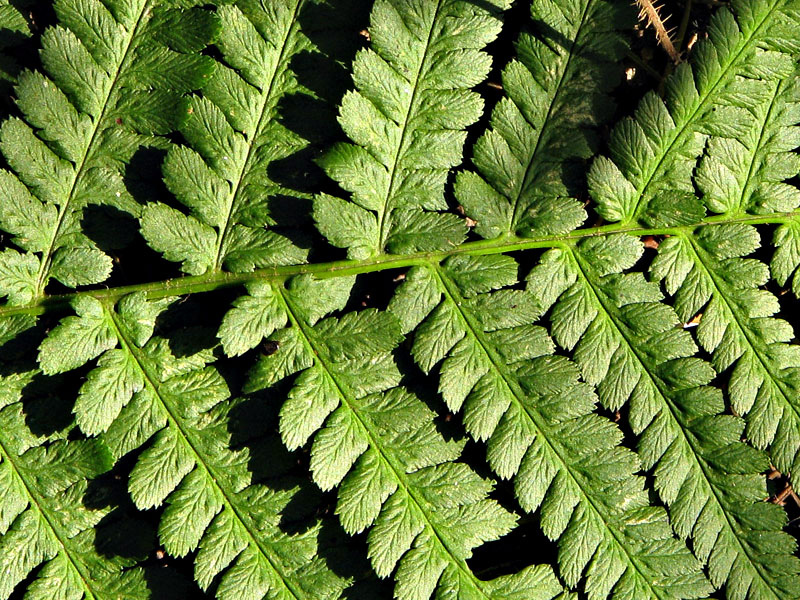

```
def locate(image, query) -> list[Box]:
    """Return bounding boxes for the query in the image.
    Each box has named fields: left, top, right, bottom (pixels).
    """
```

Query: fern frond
left=654, top=225, right=800, bottom=484
left=229, top=276, right=555, bottom=599
left=37, top=293, right=172, bottom=435
left=589, top=0, right=798, bottom=225
left=695, top=74, right=800, bottom=216
left=36, top=293, right=356, bottom=598
left=141, top=0, right=365, bottom=276
left=530, top=234, right=800, bottom=597
left=0, top=376, right=176, bottom=600
left=456, top=0, right=631, bottom=240
left=661, top=222, right=800, bottom=475
left=0, top=0, right=217, bottom=305
left=2, top=0, right=800, bottom=597
left=653, top=73, right=800, bottom=472
left=313, top=0, right=511, bottom=258
left=396, top=255, right=712, bottom=598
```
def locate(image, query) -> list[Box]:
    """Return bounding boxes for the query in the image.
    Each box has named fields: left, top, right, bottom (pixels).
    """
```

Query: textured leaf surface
left=0, top=0, right=217, bottom=304
left=239, top=276, right=560, bottom=599
left=2, top=0, right=800, bottom=598
left=399, top=258, right=713, bottom=599
left=457, top=0, right=630, bottom=239
left=142, top=0, right=367, bottom=275
left=0, top=374, right=176, bottom=600
left=314, top=0, right=512, bottom=257
left=531, top=236, right=800, bottom=598
left=589, top=0, right=800, bottom=224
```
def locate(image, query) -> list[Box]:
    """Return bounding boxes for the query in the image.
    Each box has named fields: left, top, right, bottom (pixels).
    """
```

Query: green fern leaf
left=36, top=293, right=173, bottom=435
left=233, top=276, right=560, bottom=599
left=0, top=0, right=217, bottom=305
left=530, top=235, right=800, bottom=597
left=141, top=0, right=365, bottom=275
left=313, top=0, right=512, bottom=258
left=588, top=0, right=798, bottom=225
left=3, top=0, right=800, bottom=597
left=0, top=375, right=181, bottom=600
left=38, top=291, right=360, bottom=598
left=696, top=76, right=800, bottom=215
left=622, top=64, right=800, bottom=599
left=653, top=226, right=800, bottom=479
left=456, top=0, right=631, bottom=239
left=397, top=256, right=713, bottom=598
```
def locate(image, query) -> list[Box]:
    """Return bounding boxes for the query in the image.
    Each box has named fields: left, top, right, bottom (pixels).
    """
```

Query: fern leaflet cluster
left=0, top=0, right=800, bottom=598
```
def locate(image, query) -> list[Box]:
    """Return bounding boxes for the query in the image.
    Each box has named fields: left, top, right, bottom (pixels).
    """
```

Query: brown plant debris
left=635, top=0, right=681, bottom=62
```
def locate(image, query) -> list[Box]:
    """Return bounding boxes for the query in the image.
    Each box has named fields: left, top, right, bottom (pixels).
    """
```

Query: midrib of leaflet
left=276, top=284, right=498, bottom=599
left=105, top=305, right=312, bottom=600
left=625, top=0, right=787, bottom=223
left=375, top=0, right=444, bottom=251
left=211, top=0, right=305, bottom=271
left=0, top=435, right=97, bottom=599
left=34, top=0, right=151, bottom=296
left=432, top=263, right=695, bottom=600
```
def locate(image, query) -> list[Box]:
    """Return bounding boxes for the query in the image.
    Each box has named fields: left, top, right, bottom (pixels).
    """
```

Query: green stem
left=2, top=210, right=797, bottom=319
left=675, top=0, right=693, bottom=52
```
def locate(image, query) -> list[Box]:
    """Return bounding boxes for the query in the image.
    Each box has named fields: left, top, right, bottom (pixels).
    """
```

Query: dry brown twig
left=766, top=467, right=800, bottom=509
left=635, top=0, right=682, bottom=62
